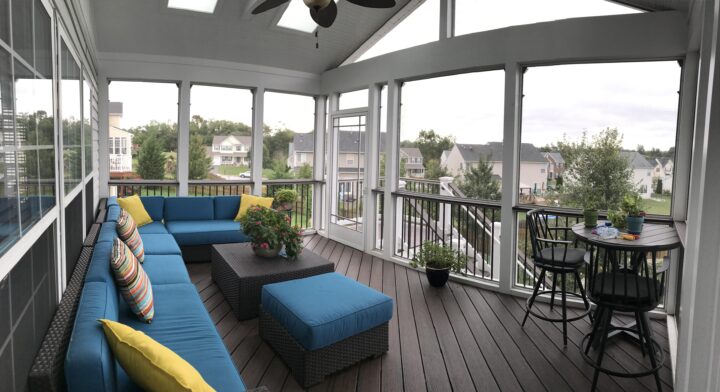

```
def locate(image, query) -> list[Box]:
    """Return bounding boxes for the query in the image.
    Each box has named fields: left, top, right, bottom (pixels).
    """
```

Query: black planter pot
left=425, top=266, right=451, bottom=287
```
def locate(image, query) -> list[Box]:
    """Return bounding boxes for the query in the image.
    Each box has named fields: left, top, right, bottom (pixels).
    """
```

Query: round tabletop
left=571, top=221, right=682, bottom=252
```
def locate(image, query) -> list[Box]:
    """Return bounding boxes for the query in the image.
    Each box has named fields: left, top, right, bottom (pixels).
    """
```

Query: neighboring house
left=440, top=150, right=451, bottom=167
left=210, top=135, right=252, bottom=166
left=287, top=132, right=314, bottom=170
left=399, top=147, right=424, bottom=178
left=652, top=157, right=674, bottom=193
left=108, top=102, right=133, bottom=175
left=544, top=152, right=565, bottom=180
left=443, top=142, right=548, bottom=194
left=621, top=151, right=654, bottom=199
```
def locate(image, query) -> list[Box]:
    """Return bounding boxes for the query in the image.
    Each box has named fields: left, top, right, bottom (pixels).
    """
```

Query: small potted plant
left=583, top=201, right=599, bottom=228
left=410, top=243, right=467, bottom=287
left=273, top=189, right=298, bottom=211
left=621, top=193, right=646, bottom=234
left=239, top=205, right=303, bottom=259
left=607, top=209, right=627, bottom=229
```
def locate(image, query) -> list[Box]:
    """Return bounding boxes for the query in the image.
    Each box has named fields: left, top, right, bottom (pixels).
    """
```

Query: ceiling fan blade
left=345, top=0, right=395, bottom=8
left=251, top=0, right=290, bottom=14
left=309, top=0, right=337, bottom=28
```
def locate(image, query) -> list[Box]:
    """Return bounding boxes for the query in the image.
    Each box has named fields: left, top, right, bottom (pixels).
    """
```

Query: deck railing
left=108, top=179, right=318, bottom=229
left=393, top=190, right=501, bottom=282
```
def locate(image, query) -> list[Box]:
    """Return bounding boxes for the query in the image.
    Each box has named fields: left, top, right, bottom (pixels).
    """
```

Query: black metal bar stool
left=522, top=209, right=593, bottom=346
left=581, top=245, right=669, bottom=391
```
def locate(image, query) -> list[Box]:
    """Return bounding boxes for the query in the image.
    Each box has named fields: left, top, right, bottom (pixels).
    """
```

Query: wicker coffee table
left=211, top=243, right=335, bottom=320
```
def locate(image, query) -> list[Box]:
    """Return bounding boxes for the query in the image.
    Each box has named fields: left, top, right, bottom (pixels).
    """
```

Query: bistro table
left=571, top=221, right=681, bottom=344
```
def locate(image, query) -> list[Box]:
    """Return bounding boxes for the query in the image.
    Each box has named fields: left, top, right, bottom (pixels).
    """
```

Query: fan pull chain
left=315, top=30, right=319, bottom=49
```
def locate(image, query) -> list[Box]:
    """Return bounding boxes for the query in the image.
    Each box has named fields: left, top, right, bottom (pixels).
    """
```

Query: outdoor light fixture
left=167, top=0, right=218, bottom=14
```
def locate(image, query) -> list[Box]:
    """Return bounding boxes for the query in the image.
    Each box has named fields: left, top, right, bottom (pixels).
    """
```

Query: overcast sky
left=106, top=0, right=680, bottom=152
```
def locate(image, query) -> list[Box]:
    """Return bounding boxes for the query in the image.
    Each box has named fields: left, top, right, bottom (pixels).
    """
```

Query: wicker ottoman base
left=259, top=309, right=389, bottom=387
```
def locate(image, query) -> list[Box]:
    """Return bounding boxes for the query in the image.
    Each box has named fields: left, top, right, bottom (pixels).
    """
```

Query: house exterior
left=544, top=152, right=565, bottom=180
left=108, top=102, right=133, bottom=175
left=621, top=151, right=654, bottom=199
left=652, top=157, right=674, bottom=193
left=443, top=142, right=548, bottom=194
left=210, top=135, right=252, bottom=166
left=288, top=132, right=425, bottom=179
left=399, top=147, right=424, bottom=178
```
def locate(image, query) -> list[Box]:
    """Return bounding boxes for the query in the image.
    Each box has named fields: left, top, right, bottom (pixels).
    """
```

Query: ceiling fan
left=251, top=0, right=396, bottom=28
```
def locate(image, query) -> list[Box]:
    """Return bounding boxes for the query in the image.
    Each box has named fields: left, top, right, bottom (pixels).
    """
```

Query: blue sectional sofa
left=65, top=196, right=253, bottom=391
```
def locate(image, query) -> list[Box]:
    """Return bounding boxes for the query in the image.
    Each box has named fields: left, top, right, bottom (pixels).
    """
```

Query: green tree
left=296, top=163, right=313, bottom=179
left=414, top=130, right=455, bottom=166
left=424, top=159, right=449, bottom=180
left=556, top=128, right=633, bottom=210
left=269, top=159, right=292, bottom=180
left=136, top=135, right=167, bottom=179
left=458, top=158, right=501, bottom=200
left=189, top=135, right=212, bottom=179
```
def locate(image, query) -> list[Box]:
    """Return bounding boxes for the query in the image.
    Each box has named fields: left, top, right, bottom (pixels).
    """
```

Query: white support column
left=325, top=94, right=339, bottom=233
left=676, top=1, right=720, bottom=391
left=498, top=63, right=523, bottom=294
left=382, top=81, right=401, bottom=260
left=177, top=81, right=190, bottom=196
left=439, top=0, right=454, bottom=39
left=98, top=78, right=109, bottom=198
left=365, top=84, right=381, bottom=251
left=252, top=88, right=265, bottom=195
left=313, top=96, right=327, bottom=231
left=672, top=53, right=699, bottom=222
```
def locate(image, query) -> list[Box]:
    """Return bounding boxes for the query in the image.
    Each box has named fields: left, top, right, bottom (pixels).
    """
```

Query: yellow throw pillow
left=99, top=319, right=215, bottom=392
left=234, top=194, right=274, bottom=221
left=117, top=195, right=153, bottom=227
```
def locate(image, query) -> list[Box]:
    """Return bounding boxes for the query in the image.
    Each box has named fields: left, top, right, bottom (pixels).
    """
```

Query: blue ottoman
left=259, top=272, right=393, bottom=387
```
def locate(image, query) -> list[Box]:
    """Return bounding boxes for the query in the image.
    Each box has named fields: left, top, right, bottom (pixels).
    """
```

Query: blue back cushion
left=164, top=197, right=214, bottom=221
left=65, top=282, right=119, bottom=392
left=97, top=222, right=117, bottom=244
left=213, top=196, right=241, bottom=220
left=106, top=196, right=118, bottom=207
left=106, top=205, right=120, bottom=223
left=84, top=240, right=115, bottom=284
left=140, top=196, right=165, bottom=221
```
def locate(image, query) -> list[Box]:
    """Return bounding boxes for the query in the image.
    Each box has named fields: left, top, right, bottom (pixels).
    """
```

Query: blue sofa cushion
left=141, top=254, right=191, bottom=285
left=165, top=220, right=249, bottom=247
left=107, top=196, right=118, bottom=207
left=84, top=241, right=115, bottom=284
left=213, top=196, right=241, bottom=220
left=139, top=196, right=165, bottom=221
left=97, top=222, right=117, bottom=243
left=164, top=197, right=214, bottom=222
left=137, top=221, right=169, bottom=235
left=139, top=234, right=182, bottom=255
left=65, top=282, right=119, bottom=392
left=117, top=283, right=246, bottom=392
left=261, top=273, right=394, bottom=351
left=106, top=204, right=121, bottom=223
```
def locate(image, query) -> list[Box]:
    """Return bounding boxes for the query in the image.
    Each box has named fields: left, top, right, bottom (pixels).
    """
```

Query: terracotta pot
left=253, top=245, right=281, bottom=258
left=425, top=266, right=451, bottom=287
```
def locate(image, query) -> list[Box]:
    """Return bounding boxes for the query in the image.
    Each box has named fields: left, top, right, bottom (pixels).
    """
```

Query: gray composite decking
left=185, top=234, right=674, bottom=392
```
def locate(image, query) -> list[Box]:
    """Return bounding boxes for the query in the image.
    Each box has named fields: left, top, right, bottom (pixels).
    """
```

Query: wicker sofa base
left=259, top=309, right=389, bottom=387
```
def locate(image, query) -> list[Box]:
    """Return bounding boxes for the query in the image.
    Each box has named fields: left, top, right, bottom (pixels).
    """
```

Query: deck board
left=188, top=234, right=674, bottom=391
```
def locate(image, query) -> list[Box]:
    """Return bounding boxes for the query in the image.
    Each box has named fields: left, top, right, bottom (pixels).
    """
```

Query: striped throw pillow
left=111, top=238, right=154, bottom=323
left=117, top=209, right=145, bottom=263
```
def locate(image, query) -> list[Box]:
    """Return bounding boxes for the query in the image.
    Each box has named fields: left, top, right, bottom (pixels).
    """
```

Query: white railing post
left=382, top=81, right=401, bottom=261
left=252, top=88, right=264, bottom=196
left=177, top=81, right=190, bottom=196
left=439, top=176, right=453, bottom=233
left=395, top=180, right=406, bottom=253
left=493, top=222, right=502, bottom=281
left=312, top=96, right=327, bottom=231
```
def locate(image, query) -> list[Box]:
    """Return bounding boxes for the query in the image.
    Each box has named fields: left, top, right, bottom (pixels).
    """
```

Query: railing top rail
left=512, top=204, right=674, bottom=224
left=108, top=179, right=179, bottom=185
left=187, top=180, right=253, bottom=185
left=398, top=177, right=442, bottom=185
left=392, top=190, right=502, bottom=209
left=262, top=179, right=323, bottom=185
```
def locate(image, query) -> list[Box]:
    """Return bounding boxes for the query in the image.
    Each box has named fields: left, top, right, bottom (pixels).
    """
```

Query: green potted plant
left=239, top=205, right=303, bottom=258
left=273, top=189, right=298, bottom=211
left=410, top=243, right=467, bottom=287
left=607, top=209, right=627, bottom=229
left=583, top=201, right=599, bottom=228
left=621, top=193, right=646, bottom=234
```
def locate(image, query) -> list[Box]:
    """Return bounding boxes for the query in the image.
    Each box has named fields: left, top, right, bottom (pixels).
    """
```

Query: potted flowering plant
left=273, top=189, right=298, bottom=211
left=621, top=193, right=646, bottom=234
left=239, top=205, right=303, bottom=259
left=410, top=243, right=467, bottom=287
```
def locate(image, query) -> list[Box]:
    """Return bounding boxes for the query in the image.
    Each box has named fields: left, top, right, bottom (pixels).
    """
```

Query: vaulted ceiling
left=89, top=0, right=689, bottom=75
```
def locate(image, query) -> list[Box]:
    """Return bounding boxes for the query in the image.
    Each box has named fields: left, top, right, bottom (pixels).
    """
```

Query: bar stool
left=581, top=246, right=668, bottom=391
left=522, top=209, right=593, bottom=346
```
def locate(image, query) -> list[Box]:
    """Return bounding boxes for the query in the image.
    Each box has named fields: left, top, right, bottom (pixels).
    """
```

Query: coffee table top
left=212, top=243, right=334, bottom=278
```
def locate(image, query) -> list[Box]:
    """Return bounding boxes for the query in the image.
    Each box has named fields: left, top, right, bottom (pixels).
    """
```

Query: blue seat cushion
left=165, top=220, right=249, bottom=246
left=139, top=234, right=182, bottom=255
left=137, top=221, right=169, bottom=235
left=214, top=196, right=241, bottom=220
left=97, top=222, right=117, bottom=243
left=117, top=283, right=246, bottom=392
left=141, top=254, right=191, bottom=285
left=65, top=282, right=119, bottom=392
left=164, top=197, right=214, bottom=221
left=261, top=273, right=394, bottom=351
left=139, top=196, right=165, bottom=221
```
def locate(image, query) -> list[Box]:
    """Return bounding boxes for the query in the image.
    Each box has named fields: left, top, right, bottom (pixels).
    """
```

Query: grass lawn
left=643, top=195, right=672, bottom=215
left=218, top=165, right=250, bottom=176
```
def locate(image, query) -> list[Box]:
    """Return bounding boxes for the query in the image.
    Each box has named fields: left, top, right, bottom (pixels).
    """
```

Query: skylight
left=167, top=0, right=218, bottom=14
left=277, top=0, right=317, bottom=33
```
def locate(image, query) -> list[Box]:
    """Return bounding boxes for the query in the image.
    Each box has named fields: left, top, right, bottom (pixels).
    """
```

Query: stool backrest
left=527, top=209, right=573, bottom=266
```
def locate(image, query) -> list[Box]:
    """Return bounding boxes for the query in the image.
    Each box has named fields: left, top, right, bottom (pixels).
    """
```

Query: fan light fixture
left=253, top=0, right=396, bottom=29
